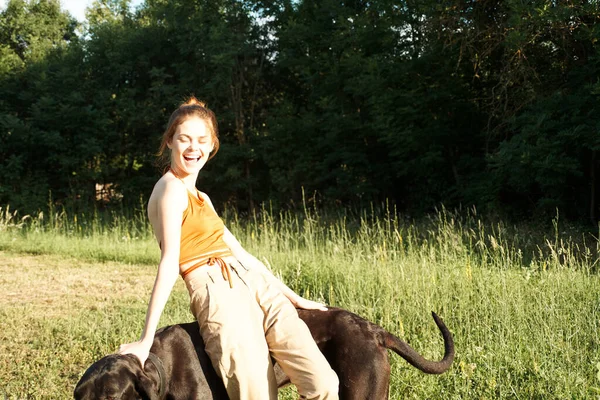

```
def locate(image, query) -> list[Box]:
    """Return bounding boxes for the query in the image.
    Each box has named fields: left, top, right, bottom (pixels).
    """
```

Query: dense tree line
left=0, top=0, right=599, bottom=221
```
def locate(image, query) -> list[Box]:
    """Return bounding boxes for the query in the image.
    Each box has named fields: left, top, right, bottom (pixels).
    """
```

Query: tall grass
left=1, top=203, right=599, bottom=398
left=0, top=203, right=157, bottom=264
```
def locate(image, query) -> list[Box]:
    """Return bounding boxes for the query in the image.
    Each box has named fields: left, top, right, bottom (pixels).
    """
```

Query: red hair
left=157, top=96, right=220, bottom=173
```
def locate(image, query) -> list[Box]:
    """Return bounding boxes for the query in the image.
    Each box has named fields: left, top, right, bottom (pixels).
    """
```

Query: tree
left=0, top=0, right=81, bottom=212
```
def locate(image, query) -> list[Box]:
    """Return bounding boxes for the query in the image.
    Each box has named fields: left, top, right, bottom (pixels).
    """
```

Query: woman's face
left=168, top=117, right=214, bottom=176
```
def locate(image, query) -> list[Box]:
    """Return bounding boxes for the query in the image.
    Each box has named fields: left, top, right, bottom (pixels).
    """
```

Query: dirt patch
left=0, top=251, right=185, bottom=317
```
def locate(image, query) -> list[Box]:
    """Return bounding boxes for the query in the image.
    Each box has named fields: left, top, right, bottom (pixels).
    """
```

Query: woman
left=118, top=97, right=339, bottom=400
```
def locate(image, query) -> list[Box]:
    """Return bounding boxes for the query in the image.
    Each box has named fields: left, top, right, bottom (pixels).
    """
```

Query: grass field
left=1, top=204, right=599, bottom=399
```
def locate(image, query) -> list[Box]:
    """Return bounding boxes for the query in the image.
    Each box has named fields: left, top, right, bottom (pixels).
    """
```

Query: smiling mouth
left=184, top=155, right=200, bottom=162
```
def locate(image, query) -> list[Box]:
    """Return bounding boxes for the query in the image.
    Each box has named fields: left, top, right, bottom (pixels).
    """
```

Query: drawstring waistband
left=208, top=257, right=233, bottom=288
left=181, top=256, right=234, bottom=288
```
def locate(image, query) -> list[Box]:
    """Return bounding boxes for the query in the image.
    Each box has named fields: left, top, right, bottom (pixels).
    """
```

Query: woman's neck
left=170, top=167, right=199, bottom=191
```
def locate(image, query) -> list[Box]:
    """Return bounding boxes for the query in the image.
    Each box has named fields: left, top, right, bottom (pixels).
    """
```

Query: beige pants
left=185, top=257, right=339, bottom=400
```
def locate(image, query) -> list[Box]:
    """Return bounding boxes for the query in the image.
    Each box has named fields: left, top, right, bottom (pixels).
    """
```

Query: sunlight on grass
left=1, top=204, right=599, bottom=398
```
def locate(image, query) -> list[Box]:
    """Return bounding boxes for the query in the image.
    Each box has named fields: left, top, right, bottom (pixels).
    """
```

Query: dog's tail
left=381, top=312, right=454, bottom=374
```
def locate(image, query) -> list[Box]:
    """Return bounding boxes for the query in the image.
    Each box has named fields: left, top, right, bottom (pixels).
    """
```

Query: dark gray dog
left=74, top=307, right=454, bottom=400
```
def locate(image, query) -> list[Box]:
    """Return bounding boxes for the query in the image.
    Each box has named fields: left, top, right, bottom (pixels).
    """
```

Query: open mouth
left=184, top=155, right=201, bottom=163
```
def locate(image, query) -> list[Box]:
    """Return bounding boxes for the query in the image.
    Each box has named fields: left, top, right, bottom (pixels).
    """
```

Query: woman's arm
left=200, top=192, right=327, bottom=310
left=222, top=226, right=327, bottom=311
left=118, top=179, right=187, bottom=365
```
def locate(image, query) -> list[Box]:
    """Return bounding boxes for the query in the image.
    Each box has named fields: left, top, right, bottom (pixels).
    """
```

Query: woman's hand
left=118, top=340, right=151, bottom=367
left=291, top=295, right=328, bottom=311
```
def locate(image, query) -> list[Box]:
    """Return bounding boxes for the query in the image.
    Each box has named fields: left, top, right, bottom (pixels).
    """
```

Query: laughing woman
left=118, top=97, right=339, bottom=400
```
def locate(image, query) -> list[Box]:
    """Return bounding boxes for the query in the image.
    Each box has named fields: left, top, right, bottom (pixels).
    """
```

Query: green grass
left=0, top=204, right=599, bottom=399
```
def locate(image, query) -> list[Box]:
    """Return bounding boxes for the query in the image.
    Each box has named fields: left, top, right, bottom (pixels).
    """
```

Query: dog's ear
left=73, top=381, right=92, bottom=400
left=74, top=359, right=103, bottom=400
left=135, top=372, right=160, bottom=400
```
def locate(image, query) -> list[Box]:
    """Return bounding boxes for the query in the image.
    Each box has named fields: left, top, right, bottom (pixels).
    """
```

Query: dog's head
left=74, top=354, right=160, bottom=400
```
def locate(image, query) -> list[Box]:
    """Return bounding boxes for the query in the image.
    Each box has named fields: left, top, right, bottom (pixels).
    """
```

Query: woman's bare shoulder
left=151, top=174, right=186, bottom=197
left=148, top=174, right=188, bottom=216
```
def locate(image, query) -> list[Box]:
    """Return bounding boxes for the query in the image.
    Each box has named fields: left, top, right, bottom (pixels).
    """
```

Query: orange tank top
left=179, top=189, right=233, bottom=277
